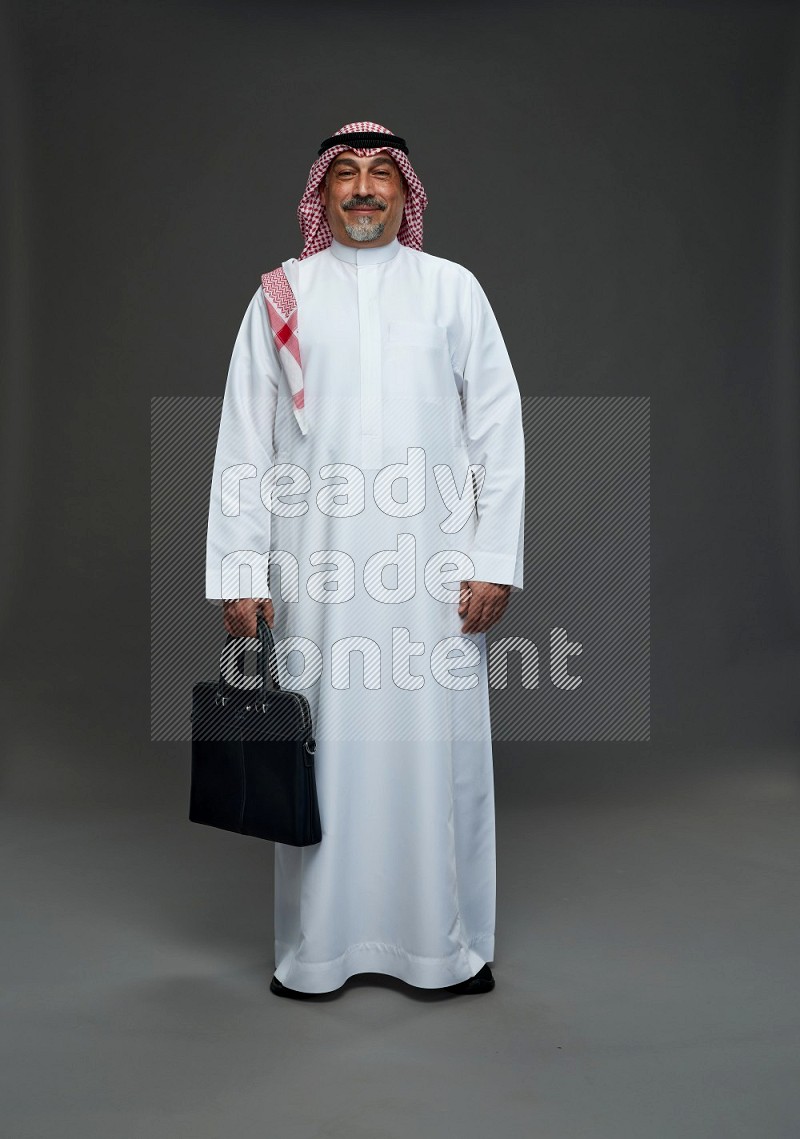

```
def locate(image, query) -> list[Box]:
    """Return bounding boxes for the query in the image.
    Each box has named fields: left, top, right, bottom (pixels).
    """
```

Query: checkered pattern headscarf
left=297, top=120, right=428, bottom=259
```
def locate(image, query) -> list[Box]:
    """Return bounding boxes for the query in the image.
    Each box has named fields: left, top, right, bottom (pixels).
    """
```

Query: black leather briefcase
left=189, top=612, right=321, bottom=846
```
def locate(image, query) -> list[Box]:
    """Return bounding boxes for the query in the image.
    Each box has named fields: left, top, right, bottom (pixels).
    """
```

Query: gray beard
left=344, top=216, right=386, bottom=242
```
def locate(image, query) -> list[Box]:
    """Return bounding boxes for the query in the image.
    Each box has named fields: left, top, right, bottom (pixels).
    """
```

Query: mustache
left=342, top=197, right=386, bottom=210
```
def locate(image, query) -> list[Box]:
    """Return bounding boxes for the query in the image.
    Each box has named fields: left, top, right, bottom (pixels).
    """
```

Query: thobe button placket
left=357, top=263, right=383, bottom=470
left=329, top=238, right=398, bottom=471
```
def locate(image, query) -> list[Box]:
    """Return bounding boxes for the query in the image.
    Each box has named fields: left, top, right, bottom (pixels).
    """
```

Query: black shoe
left=444, top=963, right=495, bottom=994
left=269, top=974, right=342, bottom=1000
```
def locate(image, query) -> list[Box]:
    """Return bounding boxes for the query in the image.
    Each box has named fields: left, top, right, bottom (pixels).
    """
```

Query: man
left=205, top=121, right=525, bottom=998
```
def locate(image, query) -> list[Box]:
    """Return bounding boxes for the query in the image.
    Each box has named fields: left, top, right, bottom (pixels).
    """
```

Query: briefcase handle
left=255, top=612, right=281, bottom=691
left=216, top=610, right=281, bottom=700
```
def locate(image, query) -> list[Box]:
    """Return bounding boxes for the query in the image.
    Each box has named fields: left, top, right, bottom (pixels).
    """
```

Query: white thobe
left=206, top=236, right=525, bottom=991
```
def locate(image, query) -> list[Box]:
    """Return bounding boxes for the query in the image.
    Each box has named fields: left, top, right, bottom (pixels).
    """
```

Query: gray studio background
left=2, top=2, right=799, bottom=1138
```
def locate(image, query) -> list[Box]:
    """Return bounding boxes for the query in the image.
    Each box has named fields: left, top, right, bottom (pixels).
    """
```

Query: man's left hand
left=458, top=580, right=512, bottom=634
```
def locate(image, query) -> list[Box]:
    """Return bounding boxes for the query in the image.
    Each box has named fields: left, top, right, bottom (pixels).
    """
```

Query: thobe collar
left=329, top=237, right=401, bottom=265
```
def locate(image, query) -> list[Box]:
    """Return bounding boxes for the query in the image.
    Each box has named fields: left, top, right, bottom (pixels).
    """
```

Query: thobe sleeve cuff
left=205, top=593, right=272, bottom=605
left=206, top=552, right=273, bottom=601
left=463, top=550, right=523, bottom=590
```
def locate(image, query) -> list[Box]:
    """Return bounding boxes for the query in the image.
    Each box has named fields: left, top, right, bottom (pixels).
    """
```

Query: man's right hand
left=222, top=598, right=274, bottom=637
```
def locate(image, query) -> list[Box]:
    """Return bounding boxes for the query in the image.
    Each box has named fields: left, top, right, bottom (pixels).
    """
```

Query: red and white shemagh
left=261, top=121, right=428, bottom=436
left=260, top=264, right=304, bottom=429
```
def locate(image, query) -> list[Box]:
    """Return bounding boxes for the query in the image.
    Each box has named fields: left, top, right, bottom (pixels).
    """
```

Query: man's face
left=319, top=151, right=407, bottom=247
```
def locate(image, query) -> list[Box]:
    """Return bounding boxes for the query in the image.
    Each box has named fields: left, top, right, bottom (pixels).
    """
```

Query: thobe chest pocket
left=384, top=321, right=456, bottom=404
